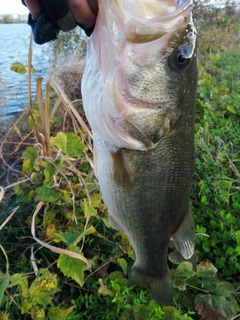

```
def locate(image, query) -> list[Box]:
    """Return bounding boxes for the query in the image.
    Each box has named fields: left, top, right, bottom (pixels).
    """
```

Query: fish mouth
left=124, top=0, right=194, bottom=43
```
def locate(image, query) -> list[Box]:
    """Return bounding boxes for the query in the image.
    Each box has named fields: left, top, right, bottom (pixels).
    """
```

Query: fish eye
left=168, top=45, right=191, bottom=71
left=177, top=53, right=186, bottom=64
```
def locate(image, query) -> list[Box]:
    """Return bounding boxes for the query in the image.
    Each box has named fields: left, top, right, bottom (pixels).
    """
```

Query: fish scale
left=92, top=102, right=195, bottom=305
left=82, top=0, right=198, bottom=305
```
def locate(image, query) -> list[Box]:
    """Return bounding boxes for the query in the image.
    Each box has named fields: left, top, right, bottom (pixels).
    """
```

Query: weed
left=0, top=3, right=240, bottom=320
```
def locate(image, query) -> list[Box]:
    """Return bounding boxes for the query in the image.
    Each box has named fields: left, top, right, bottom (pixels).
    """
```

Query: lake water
left=0, top=23, right=49, bottom=118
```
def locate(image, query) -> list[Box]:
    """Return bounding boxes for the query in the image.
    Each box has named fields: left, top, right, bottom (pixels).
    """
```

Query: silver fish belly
left=82, top=0, right=198, bottom=305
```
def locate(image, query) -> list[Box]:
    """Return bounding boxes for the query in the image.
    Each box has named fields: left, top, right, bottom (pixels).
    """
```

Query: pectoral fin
left=110, top=149, right=135, bottom=188
left=172, top=203, right=195, bottom=260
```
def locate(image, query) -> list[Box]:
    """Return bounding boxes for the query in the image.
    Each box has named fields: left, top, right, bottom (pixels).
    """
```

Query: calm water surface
left=0, top=23, right=49, bottom=118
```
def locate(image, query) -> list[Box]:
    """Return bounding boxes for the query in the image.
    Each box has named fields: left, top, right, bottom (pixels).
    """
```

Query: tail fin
left=129, top=265, right=173, bottom=306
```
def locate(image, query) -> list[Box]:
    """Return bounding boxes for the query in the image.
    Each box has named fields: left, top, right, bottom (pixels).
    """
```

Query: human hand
left=24, top=0, right=98, bottom=31
left=23, top=0, right=98, bottom=43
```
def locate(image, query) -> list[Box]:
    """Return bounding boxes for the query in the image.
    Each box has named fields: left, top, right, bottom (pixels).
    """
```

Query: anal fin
left=172, top=203, right=195, bottom=260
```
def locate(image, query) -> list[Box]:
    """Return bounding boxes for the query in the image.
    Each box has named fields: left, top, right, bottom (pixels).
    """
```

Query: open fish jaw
left=124, top=0, right=194, bottom=42
left=124, top=0, right=191, bottom=18
left=82, top=0, right=196, bottom=150
left=81, top=0, right=197, bottom=306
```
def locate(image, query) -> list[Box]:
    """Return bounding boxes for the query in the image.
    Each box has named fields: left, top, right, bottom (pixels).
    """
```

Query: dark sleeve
left=21, top=0, right=94, bottom=44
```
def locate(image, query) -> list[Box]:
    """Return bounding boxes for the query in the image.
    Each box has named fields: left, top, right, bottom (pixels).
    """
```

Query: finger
left=69, top=0, right=97, bottom=29
left=88, top=0, right=98, bottom=15
left=24, top=0, right=41, bottom=20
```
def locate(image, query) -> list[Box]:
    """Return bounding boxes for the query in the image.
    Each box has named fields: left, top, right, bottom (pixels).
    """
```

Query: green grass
left=0, top=4, right=240, bottom=320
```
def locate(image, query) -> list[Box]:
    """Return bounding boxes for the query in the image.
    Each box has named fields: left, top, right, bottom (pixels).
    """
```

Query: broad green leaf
left=236, top=245, right=240, bottom=255
left=109, top=271, right=128, bottom=291
left=200, top=276, right=220, bottom=291
left=171, top=262, right=195, bottom=291
left=109, top=271, right=125, bottom=281
left=117, top=258, right=128, bottom=276
left=214, top=281, right=235, bottom=298
left=33, top=269, right=58, bottom=290
left=29, top=269, right=58, bottom=296
left=226, top=105, right=236, bottom=114
left=134, top=301, right=164, bottom=319
left=90, top=193, right=102, bottom=208
left=162, top=306, right=181, bottom=320
left=0, top=311, right=9, bottom=320
left=195, top=295, right=236, bottom=320
left=22, top=146, right=38, bottom=160
left=57, top=245, right=85, bottom=286
left=0, top=273, right=10, bottom=303
left=85, top=205, right=98, bottom=218
left=29, top=270, right=58, bottom=306
left=8, top=273, right=25, bottom=288
left=28, top=109, right=41, bottom=130
left=31, top=307, right=45, bottom=320
left=74, top=226, right=97, bottom=245
left=98, top=279, right=114, bottom=297
left=54, top=232, right=83, bottom=245
left=21, top=299, right=32, bottom=314
left=46, top=224, right=57, bottom=240
left=48, top=306, right=74, bottom=320
left=197, top=262, right=218, bottom=278
left=55, top=158, right=64, bottom=170
left=228, top=297, right=240, bottom=316
left=236, top=230, right=240, bottom=245
left=43, top=162, right=57, bottom=185
left=59, top=189, right=73, bottom=205
left=50, top=132, right=67, bottom=153
left=18, top=277, right=29, bottom=299
left=66, top=132, right=86, bottom=157
left=35, top=186, right=61, bottom=202
left=196, top=225, right=207, bottom=234
left=22, top=158, right=34, bottom=175
left=43, top=211, right=56, bottom=228
left=102, top=217, right=111, bottom=228
left=82, top=199, right=98, bottom=218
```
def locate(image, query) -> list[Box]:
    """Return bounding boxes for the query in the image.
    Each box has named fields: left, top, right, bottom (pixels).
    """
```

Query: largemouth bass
left=82, top=0, right=198, bottom=305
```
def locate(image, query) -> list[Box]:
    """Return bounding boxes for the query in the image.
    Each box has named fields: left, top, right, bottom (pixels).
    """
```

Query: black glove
left=21, top=0, right=94, bottom=44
